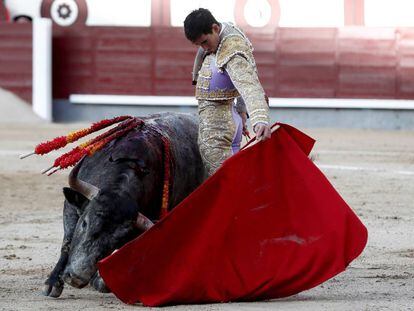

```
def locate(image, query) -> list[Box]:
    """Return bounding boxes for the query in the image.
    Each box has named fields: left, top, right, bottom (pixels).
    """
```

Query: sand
left=0, top=88, right=413, bottom=310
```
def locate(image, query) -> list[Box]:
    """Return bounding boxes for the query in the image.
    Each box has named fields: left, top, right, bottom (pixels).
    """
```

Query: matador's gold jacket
left=192, top=22, right=270, bottom=127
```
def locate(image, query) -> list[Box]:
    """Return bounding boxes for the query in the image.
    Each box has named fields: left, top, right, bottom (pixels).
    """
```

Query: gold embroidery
left=198, top=68, right=212, bottom=79
left=196, top=24, right=270, bottom=176
left=198, top=100, right=235, bottom=176
left=196, top=88, right=239, bottom=101
left=197, top=78, right=210, bottom=90
left=216, top=35, right=256, bottom=69
left=226, top=56, right=270, bottom=126
left=195, top=54, right=240, bottom=101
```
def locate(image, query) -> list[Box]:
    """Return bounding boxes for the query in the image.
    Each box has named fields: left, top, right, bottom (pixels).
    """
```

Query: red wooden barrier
left=337, top=28, right=396, bottom=98
left=396, top=28, right=414, bottom=99
left=275, top=28, right=337, bottom=98
left=52, top=26, right=195, bottom=98
left=0, top=23, right=32, bottom=103
left=3, top=23, right=414, bottom=102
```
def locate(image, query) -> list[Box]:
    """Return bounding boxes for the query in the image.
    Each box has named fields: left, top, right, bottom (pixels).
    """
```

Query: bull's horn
left=135, top=213, right=154, bottom=231
left=69, top=156, right=100, bottom=201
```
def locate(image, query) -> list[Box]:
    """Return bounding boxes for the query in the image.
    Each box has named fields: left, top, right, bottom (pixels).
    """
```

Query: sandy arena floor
left=0, top=91, right=413, bottom=310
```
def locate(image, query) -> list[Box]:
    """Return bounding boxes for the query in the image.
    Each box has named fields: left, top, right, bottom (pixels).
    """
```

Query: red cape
left=98, top=123, right=367, bottom=306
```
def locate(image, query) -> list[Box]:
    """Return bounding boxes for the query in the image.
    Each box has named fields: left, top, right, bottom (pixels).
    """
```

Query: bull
left=43, top=112, right=205, bottom=297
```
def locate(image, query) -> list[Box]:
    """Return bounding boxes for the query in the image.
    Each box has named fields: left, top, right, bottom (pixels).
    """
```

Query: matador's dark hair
left=184, top=8, right=219, bottom=42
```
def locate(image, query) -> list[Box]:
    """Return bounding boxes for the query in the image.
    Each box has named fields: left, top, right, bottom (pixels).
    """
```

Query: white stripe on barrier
left=69, top=94, right=414, bottom=110
left=70, top=95, right=198, bottom=106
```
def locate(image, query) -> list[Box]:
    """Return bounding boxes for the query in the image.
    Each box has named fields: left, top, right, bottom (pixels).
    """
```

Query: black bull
left=43, top=112, right=205, bottom=298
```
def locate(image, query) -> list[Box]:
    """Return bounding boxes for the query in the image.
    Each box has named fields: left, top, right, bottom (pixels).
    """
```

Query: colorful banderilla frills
left=20, top=115, right=173, bottom=219
left=19, top=116, right=140, bottom=175
left=20, top=115, right=133, bottom=159
left=43, top=118, right=143, bottom=176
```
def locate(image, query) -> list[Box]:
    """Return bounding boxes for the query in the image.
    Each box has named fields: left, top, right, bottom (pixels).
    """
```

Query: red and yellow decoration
left=45, top=118, right=142, bottom=175
left=159, top=136, right=171, bottom=219
left=20, top=116, right=173, bottom=219
left=31, top=116, right=133, bottom=156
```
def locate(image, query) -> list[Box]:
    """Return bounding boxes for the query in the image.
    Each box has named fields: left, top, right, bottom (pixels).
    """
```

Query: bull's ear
left=63, top=187, right=88, bottom=208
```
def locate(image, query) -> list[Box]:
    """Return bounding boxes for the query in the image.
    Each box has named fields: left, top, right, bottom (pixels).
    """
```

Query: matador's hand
left=253, top=123, right=271, bottom=141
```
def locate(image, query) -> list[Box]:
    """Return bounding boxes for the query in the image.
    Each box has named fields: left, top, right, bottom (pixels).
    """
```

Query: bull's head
left=61, top=158, right=154, bottom=289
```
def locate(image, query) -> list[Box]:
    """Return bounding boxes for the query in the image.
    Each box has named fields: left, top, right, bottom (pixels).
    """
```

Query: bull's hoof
left=90, top=271, right=110, bottom=293
left=42, top=282, right=64, bottom=298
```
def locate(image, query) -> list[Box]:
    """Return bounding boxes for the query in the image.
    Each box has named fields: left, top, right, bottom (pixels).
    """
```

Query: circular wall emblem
left=41, top=0, right=88, bottom=27
left=50, top=0, right=79, bottom=26
left=244, top=0, right=272, bottom=28
left=235, top=0, right=280, bottom=31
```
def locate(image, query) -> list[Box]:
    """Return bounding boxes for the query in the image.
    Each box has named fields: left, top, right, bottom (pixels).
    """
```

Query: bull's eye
left=82, top=220, right=87, bottom=229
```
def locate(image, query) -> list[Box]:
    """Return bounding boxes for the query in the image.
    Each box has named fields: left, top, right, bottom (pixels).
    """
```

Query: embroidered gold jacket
left=193, top=22, right=269, bottom=127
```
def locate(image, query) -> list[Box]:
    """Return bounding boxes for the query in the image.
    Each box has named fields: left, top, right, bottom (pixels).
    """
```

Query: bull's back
left=75, top=112, right=204, bottom=209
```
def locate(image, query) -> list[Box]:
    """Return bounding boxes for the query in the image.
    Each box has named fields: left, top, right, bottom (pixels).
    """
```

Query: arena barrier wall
left=0, top=22, right=32, bottom=103
left=51, top=26, right=414, bottom=100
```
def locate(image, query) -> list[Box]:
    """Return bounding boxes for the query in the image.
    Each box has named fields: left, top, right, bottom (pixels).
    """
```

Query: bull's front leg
left=43, top=201, right=79, bottom=297
left=89, top=212, right=154, bottom=293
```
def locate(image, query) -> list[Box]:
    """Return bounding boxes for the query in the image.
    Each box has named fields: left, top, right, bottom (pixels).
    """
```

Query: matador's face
left=193, top=23, right=221, bottom=54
